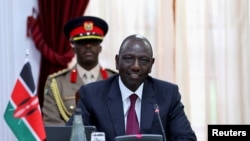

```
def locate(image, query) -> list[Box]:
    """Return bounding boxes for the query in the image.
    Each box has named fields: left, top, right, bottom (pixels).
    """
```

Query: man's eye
left=139, top=59, right=149, bottom=65
left=123, top=57, right=134, bottom=62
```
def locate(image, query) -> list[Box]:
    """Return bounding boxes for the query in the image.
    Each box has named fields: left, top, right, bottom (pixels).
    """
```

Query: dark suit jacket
left=68, top=74, right=197, bottom=141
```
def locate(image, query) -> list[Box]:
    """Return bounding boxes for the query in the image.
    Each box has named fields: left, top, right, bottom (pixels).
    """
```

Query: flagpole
left=25, top=49, right=29, bottom=62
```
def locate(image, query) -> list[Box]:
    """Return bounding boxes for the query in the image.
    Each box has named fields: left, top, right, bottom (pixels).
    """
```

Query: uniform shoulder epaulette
left=105, top=68, right=118, bottom=74
left=48, top=68, right=71, bottom=79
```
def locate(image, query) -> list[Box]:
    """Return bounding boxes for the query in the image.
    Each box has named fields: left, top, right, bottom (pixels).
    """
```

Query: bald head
left=119, top=34, right=153, bottom=57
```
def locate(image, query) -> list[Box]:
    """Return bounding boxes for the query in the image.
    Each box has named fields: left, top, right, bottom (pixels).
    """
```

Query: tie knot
left=130, top=94, right=137, bottom=106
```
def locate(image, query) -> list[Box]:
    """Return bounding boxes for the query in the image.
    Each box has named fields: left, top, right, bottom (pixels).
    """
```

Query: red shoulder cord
left=70, top=69, right=77, bottom=83
left=100, top=67, right=108, bottom=79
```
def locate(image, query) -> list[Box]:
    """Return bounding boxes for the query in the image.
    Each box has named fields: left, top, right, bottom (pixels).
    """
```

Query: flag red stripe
left=25, top=109, right=46, bottom=139
left=11, top=80, right=30, bottom=106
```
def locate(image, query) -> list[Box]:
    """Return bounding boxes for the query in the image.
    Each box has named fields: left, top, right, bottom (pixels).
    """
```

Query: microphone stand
left=154, top=104, right=167, bottom=141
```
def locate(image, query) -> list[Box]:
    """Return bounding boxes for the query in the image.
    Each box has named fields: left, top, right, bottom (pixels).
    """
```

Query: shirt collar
left=118, top=76, right=143, bottom=101
left=76, top=64, right=100, bottom=81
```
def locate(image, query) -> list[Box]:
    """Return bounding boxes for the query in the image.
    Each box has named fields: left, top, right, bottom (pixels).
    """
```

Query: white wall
left=0, top=0, right=40, bottom=140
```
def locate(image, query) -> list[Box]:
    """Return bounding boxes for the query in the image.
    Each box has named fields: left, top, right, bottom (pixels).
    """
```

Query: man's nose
left=85, top=43, right=92, bottom=48
left=131, top=59, right=140, bottom=70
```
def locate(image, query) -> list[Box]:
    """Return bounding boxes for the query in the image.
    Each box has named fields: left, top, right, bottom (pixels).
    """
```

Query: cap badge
left=83, top=22, right=93, bottom=31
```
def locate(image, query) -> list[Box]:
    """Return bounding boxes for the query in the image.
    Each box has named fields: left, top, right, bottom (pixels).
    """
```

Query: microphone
left=154, top=104, right=167, bottom=141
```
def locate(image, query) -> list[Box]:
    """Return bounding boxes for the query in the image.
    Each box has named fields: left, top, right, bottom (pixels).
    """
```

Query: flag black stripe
left=20, top=62, right=35, bottom=93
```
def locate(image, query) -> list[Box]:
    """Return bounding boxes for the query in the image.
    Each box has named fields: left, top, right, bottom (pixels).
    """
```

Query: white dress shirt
left=118, top=76, right=143, bottom=130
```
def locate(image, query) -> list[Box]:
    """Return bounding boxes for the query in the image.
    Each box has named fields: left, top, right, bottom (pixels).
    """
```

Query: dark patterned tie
left=126, top=94, right=139, bottom=135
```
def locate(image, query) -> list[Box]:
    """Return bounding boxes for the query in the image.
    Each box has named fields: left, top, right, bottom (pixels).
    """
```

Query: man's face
left=73, top=39, right=102, bottom=66
left=115, top=39, right=154, bottom=92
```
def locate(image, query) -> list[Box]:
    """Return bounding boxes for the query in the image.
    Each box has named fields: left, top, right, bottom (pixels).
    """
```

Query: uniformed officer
left=42, top=16, right=117, bottom=125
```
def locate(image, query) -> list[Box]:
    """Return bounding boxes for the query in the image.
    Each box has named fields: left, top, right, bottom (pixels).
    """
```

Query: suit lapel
left=140, top=79, right=157, bottom=133
left=106, top=77, right=126, bottom=136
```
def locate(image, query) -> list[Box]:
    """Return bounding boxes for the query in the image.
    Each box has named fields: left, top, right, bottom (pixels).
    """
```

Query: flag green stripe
left=4, top=102, right=36, bottom=141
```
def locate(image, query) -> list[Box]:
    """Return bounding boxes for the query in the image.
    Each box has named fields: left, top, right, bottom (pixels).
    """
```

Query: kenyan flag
left=4, top=62, right=46, bottom=141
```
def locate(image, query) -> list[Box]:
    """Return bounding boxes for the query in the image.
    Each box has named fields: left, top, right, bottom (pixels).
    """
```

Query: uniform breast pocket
left=63, top=95, right=76, bottom=114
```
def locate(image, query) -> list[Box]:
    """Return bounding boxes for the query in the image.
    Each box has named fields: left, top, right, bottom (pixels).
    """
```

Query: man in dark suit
left=67, top=34, right=197, bottom=141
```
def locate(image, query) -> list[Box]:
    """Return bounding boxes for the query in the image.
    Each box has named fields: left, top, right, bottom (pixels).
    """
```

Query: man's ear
left=70, top=43, right=76, bottom=53
left=99, top=45, right=102, bottom=53
left=115, top=55, right=119, bottom=70
left=149, top=58, right=155, bottom=73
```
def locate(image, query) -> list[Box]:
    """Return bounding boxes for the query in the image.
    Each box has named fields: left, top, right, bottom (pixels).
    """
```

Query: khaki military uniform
left=42, top=66, right=116, bottom=126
